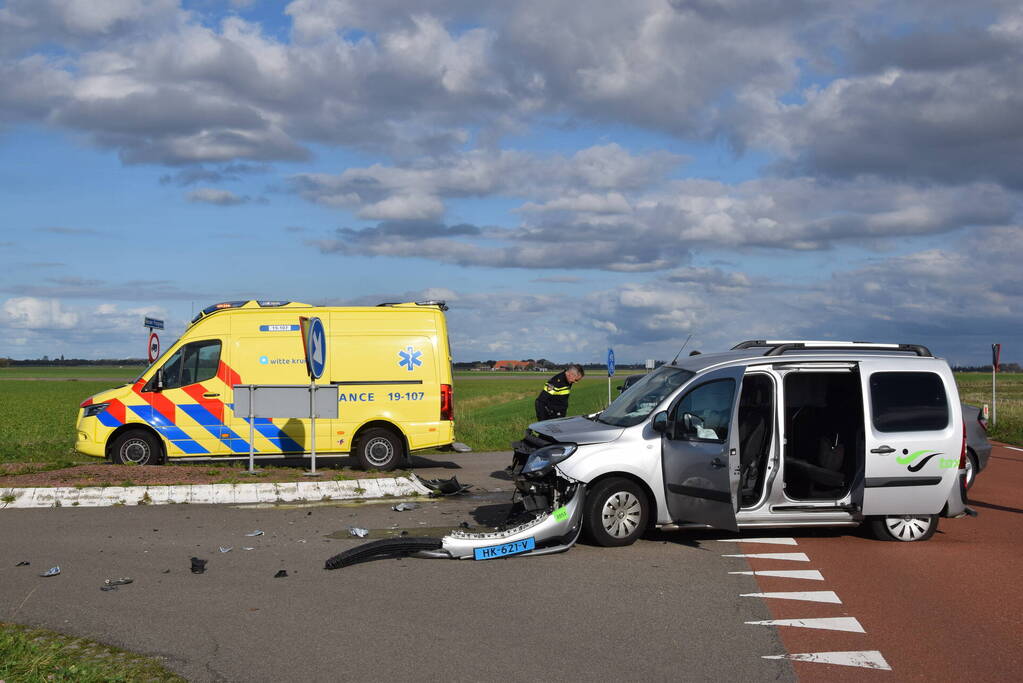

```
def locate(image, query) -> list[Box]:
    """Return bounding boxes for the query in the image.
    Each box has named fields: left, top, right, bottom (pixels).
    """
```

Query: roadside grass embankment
left=0, top=621, right=184, bottom=682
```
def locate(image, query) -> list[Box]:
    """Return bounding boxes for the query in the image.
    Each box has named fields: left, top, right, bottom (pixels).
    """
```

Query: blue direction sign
left=301, top=316, right=327, bottom=380
left=144, top=317, right=164, bottom=330
left=607, top=348, right=615, bottom=377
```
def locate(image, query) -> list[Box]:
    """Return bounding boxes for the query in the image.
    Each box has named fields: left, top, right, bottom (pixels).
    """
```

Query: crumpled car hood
left=529, top=415, right=623, bottom=445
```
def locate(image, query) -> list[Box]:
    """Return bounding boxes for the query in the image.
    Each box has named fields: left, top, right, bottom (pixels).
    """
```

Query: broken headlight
left=521, top=444, right=577, bottom=475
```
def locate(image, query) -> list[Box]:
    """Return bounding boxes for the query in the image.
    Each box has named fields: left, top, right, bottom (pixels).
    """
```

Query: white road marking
left=1004, top=445, right=1023, bottom=452
left=763, top=650, right=891, bottom=670
left=729, top=570, right=825, bottom=581
left=715, top=537, right=798, bottom=545
left=722, top=552, right=810, bottom=562
left=740, top=591, right=841, bottom=604
left=746, top=617, right=865, bottom=633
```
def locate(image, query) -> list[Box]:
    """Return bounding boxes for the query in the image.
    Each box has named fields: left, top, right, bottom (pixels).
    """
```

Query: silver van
left=509, top=340, right=971, bottom=547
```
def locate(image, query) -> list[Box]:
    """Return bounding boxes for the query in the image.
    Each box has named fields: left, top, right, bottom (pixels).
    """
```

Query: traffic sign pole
left=301, top=317, right=327, bottom=477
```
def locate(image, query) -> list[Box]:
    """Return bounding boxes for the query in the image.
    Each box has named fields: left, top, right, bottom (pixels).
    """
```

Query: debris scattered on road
left=392, top=503, right=420, bottom=511
left=459, top=521, right=470, bottom=529
left=16, top=561, right=30, bottom=566
left=219, top=546, right=233, bottom=553
left=414, top=474, right=472, bottom=497
left=274, top=570, right=288, bottom=578
left=105, top=577, right=133, bottom=586
left=348, top=527, right=369, bottom=538
left=190, top=557, right=208, bottom=574
left=101, top=577, right=133, bottom=591
left=242, top=547, right=255, bottom=551
left=245, top=530, right=264, bottom=537
left=39, top=566, right=60, bottom=577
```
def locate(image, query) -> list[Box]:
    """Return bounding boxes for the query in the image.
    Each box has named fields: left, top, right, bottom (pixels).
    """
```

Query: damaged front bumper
left=416, top=479, right=584, bottom=560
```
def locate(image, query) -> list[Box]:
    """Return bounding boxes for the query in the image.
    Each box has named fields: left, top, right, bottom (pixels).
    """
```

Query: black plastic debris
left=414, top=474, right=472, bottom=497
left=391, top=502, right=420, bottom=512
left=274, top=570, right=288, bottom=578
left=190, top=557, right=208, bottom=574
left=16, top=561, right=30, bottom=566
left=325, top=538, right=443, bottom=569
left=39, top=566, right=60, bottom=577
left=100, top=585, right=118, bottom=592
left=459, top=521, right=470, bottom=529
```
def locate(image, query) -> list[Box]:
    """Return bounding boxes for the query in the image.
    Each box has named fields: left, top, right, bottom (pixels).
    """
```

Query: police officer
left=535, top=364, right=584, bottom=421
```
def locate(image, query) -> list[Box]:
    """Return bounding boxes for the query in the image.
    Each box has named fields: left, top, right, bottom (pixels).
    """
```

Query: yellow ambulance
left=75, top=300, right=455, bottom=470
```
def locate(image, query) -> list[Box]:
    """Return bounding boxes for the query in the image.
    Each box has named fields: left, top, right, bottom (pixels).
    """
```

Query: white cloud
left=187, top=187, right=249, bottom=206
left=2, top=297, right=79, bottom=329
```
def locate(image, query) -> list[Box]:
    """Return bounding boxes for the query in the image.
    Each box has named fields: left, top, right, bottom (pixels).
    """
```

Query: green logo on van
left=897, top=450, right=957, bottom=471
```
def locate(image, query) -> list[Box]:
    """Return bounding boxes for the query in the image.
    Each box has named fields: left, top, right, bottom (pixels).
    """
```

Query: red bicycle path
left=743, top=442, right=1023, bottom=681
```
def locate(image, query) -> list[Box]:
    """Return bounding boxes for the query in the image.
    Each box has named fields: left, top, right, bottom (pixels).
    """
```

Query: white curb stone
left=0, top=476, right=429, bottom=509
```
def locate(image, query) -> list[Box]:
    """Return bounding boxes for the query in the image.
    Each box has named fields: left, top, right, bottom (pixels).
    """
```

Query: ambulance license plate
left=473, top=537, right=535, bottom=561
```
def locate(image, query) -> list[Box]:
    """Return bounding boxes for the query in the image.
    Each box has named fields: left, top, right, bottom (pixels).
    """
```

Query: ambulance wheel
left=583, top=477, right=649, bottom=547
left=354, top=428, right=403, bottom=471
left=869, top=514, right=938, bottom=542
left=111, top=430, right=162, bottom=466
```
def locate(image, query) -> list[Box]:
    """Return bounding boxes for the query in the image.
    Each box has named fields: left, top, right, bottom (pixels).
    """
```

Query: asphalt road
left=0, top=451, right=792, bottom=682
left=3, top=446, right=1019, bottom=681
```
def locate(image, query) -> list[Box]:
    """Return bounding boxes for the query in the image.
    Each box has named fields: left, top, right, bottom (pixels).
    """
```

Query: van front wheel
left=583, top=478, right=649, bottom=547
left=869, top=514, right=938, bottom=542
left=111, top=430, right=162, bottom=466
left=354, top=428, right=404, bottom=471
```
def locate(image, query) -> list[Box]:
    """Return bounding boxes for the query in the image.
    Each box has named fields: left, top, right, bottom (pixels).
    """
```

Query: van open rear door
left=859, top=360, right=962, bottom=515
left=660, top=366, right=743, bottom=532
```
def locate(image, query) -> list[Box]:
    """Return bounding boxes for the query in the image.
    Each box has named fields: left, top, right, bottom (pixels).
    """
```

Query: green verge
left=0, top=622, right=184, bottom=682
left=955, top=372, right=1023, bottom=445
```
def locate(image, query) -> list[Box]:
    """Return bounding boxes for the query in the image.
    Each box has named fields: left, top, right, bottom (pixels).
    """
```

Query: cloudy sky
left=1, top=0, right=1020, bottom=365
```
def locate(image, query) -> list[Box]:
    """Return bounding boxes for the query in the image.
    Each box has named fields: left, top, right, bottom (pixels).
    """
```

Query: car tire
left=869, top=514, right=938, bottom=542
left=583, top=477, right=649, bottom=547
left=964, top=449, right=978, bottom=489
left=354, top=427, right=404, bottom=471
left=110, top=430, right=162, bottom=466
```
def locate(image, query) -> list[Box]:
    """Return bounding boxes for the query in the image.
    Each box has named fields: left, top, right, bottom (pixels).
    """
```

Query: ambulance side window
left=869, top=371, right=948, bottom=432
left=163, top=340, right=221, bottom=389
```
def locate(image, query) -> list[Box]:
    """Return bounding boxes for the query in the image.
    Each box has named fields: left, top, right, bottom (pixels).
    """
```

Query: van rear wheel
left=354, top=428, right=404, bottom=471
left=111, top=430, right=162, bottom=466
left=869, top=514, right=938, bottom=542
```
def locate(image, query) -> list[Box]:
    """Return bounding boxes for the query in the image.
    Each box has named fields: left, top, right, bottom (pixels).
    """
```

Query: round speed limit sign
left=147, top=332, right=160, bottom=363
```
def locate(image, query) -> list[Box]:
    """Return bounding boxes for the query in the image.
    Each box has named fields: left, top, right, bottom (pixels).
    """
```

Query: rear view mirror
left=652, top=411, right=668, bottom=433
left=155, top=368, right=164, bottom=392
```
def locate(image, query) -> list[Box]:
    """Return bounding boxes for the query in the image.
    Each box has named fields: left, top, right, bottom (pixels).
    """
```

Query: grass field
left=954, top=372, right=1023, bottom=445
left=1, top=369, right=1018, bottom=465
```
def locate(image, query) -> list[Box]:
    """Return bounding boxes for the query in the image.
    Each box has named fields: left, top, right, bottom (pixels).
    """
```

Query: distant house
left=493, top=360, right=532, bottom=371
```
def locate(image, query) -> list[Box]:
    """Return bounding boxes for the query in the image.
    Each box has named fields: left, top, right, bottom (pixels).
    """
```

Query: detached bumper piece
left=324, top=485, right=585, bottom=569
left=325, top=538, right=444, bottom=569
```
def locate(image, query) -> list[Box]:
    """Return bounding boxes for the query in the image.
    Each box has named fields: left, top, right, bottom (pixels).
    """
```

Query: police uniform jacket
left=536, top=371, right=573, bottom=416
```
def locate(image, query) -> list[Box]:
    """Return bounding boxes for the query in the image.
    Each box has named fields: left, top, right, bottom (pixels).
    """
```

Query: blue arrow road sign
left=305, top=317, right=326, bottom=380
left=607, top=348, right=615, bottom=377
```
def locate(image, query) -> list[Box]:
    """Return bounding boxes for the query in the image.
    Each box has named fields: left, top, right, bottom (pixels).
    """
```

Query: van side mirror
left=155, top=368, right=164, bottom=392
left=652, top=411, right=668, bottom=434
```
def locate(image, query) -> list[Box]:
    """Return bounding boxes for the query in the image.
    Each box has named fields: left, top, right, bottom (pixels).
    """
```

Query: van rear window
left=869, top=372, right=948, bottom=432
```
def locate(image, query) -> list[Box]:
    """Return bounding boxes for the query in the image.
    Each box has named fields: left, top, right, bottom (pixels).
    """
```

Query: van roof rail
left=730, top=340, right=933, bottom=357
left=377, top=300, right=449, bottom=311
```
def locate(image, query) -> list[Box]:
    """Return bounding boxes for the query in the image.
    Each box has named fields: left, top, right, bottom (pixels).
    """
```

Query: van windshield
left=598, top=367, right=695, bottom=427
